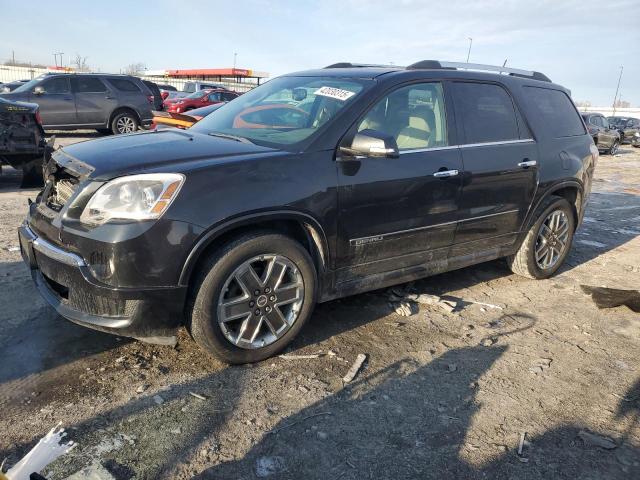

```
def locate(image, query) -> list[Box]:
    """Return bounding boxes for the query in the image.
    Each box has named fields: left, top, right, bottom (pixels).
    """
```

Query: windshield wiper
left=208, top=132, right=254, bottom=144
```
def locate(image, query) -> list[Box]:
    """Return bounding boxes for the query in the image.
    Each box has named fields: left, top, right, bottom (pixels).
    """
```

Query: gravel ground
left=0, top=134, right=639, bottom=479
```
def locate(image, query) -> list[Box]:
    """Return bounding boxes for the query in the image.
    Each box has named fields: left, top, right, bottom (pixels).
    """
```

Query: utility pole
left=466, top=37, right=473, bottom=63
left=612, top=65, right=623, bottom=116
left=52, top=52, right=64, bottom=68
left=12, top=50, right=15, bottom=65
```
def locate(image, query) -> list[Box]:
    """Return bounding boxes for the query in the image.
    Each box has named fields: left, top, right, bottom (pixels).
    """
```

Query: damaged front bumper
left=18, top=223, right=186, bottom=345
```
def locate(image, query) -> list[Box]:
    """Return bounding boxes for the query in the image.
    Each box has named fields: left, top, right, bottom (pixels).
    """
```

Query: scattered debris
left=517, top=432, right=526, bottom=456
left=114, top=356, right=126, bottom=364
left=529, top=358, right=552, bottom=374
left=464, top=300, right=503, bottom=310
left=437, top=299, right=457, bottom=313
left=393, top=301, right=418, bottom=317
left=135, top=385, right=148, bottom=394
left=578, top=430, right=617, bottom=450
left=152, top=395, right=165, bottom=405
left=411, top=293, right=441, bottom=305
left=580, top=285, right=640, bottom=313
left=5, top=423, right=75, bottom=480
left=481, top=338, right=496, bottom=347
left=343, top=354, right=367, bottom=383
left=279, top=353, right=323, bottom=360
left=5, top=246, right=19, bottom=252
left=256, top=456, right=286, bottom=478
left=189, top=391, right=207, bottom=401
left=267, top=412, right=332, bottom=436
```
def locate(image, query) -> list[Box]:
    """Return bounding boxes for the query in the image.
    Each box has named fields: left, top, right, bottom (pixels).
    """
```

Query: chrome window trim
left=399, top=138, right=535, bottom=155
left=350, top=209, right=519, bottom=246
left=28, top=226, right=86, bottom=267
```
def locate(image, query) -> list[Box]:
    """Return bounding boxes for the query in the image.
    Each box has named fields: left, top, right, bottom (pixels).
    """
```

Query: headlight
left=80, top=173, right=184, bottom=225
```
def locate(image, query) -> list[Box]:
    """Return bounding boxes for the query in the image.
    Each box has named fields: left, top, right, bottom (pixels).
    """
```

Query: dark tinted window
left=207, top=92, right=222, bottom=102
left=524, top=87, right=585, bottom=137
left=222, top=92, right=237, bottom=101
left=41, top=77, right=70, bottom=94
left=109, top=78, right=141, bottom=92
left=454, top=82, right=519, bottom=143
left=75, top=77, right=107, bottom=93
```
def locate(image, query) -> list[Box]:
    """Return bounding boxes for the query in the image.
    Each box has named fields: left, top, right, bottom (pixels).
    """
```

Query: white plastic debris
left=6, top=423, right=75, bottom=480
left=343, top=354, right=367, bottom=383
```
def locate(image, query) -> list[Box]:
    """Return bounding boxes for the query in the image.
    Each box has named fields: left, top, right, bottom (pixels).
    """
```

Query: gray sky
left=1, top=0, right=638, bottom=105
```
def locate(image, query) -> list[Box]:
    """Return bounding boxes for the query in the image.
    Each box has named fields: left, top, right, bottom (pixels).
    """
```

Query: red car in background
left=163, top=88, right=238, bottom=113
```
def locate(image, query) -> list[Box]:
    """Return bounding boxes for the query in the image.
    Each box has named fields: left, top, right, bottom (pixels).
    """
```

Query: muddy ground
left=1, top=134, right=639, bottom=479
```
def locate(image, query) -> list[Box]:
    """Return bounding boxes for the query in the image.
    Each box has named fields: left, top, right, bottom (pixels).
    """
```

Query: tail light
left=147, top=95, right=154, bottom=104
left=35, top=110, right=43, bottom=125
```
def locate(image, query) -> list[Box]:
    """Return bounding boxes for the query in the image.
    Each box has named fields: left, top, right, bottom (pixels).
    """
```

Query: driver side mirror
left=33, top=86, right=45, bottom=95
left=339, top=129, right=399, bottom=159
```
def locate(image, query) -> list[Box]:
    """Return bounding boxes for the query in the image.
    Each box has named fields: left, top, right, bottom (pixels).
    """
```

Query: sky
left=1, top=0, right=638, bottom=106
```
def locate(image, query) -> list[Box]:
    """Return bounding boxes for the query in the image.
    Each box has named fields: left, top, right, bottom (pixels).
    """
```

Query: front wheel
left=188, top=232, right=317, bottom=364
left=608, top=140, right=619, bottom=155
left=507, top=196, right=575, bottom=279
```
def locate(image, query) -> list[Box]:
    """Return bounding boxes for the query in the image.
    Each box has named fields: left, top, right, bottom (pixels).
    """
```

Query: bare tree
left=614, top=99, right=630, bottom=108
left=574, top=100, right=592, bottom=108
left=124, top=62, right=146, bottom=76
left=73, top=54, right=90, bottom=72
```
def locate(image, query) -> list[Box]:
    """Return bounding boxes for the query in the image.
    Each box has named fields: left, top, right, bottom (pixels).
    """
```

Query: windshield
left=12, top=76, right=45, bottom=93
left=191, top=76, right=371, bottom=148
left=186, top=90, right=209, bottom=99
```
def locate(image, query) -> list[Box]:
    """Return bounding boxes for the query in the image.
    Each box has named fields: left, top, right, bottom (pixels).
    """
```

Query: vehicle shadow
left=195, top=344, right=638, bottom=479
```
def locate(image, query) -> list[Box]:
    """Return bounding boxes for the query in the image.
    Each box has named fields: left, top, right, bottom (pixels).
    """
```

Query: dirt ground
left=1, top=134, right=639, bottom=479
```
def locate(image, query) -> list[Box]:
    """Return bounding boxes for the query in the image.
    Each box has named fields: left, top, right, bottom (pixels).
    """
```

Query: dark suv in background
left=581, top=112, right=620, bottom=154
left=19, top=60, right=596, bottom=363
left=0, top=73, right=154, bottom=134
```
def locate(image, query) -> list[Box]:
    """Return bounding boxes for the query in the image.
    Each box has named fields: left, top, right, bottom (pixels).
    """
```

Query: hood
left=54, top=129, right=278, bottom=180
left=0, top=96, right=38, bottom=113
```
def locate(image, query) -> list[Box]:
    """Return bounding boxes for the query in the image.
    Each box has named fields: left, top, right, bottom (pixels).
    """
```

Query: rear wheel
left=188, top=232, right=317, bottom=364
left=507, top=196, right=575, bottom=279
left=20, top=158, right=44, bottom=188
left=111, top=111, right=139, bottom=135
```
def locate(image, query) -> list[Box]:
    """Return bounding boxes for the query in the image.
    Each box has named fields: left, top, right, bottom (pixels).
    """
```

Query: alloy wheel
left=535, top=210, right=570, bottom=270
left=611, top=141, right=619, bottom=155
left=116, top=116, right=136, bottom=133
left=217, top=254, right=304, bottom=349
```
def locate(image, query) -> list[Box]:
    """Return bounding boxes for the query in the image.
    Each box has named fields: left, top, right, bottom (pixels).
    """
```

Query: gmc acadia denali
left=18, top=61, right=597, bottom=363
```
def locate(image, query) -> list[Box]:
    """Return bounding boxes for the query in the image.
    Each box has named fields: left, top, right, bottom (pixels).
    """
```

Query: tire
left=20, top=157, right=44, bottom=188
left=110, top=111, right=139, bottom=135
left=188, top=232, right=317, bottom=364
left=96, top=128, right=112, bottom=135
left=608, top=140, right=619, bottom=155
left=506, top=196, right=575, bottom=279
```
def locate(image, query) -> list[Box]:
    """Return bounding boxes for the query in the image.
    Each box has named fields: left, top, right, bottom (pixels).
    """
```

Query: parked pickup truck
left=0, top=97, right=53, bottom=187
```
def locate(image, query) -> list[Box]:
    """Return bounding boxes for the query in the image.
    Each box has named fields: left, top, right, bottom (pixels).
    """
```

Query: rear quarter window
left=108, top=78, right=142, bottom=92
left=523, top=87, right=585, bottom=137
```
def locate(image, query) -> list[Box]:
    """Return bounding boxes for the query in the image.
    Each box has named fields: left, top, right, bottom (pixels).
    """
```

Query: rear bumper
left=18, top=223, right=187, bottom=345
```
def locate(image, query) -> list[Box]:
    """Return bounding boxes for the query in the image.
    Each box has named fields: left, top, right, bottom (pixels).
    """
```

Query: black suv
left=0, top=73, right=154, bottom=135
left=581, top=112, right=620, bottom=154
left=18, top=61, right=597, bottom=363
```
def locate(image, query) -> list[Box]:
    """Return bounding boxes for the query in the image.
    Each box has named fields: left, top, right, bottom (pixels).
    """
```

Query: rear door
left=30, top=76, right=76, bottom=126
left=72, top=76, right=116, bottom=125
left=336, top=81, right=463, bottom=277
left=451, top=81, right=538, bottom=252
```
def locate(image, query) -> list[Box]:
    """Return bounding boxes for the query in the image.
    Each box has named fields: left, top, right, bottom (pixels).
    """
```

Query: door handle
left=433, top=169, right=459, bottom=178
left=518, top=160, right=537, bottom=168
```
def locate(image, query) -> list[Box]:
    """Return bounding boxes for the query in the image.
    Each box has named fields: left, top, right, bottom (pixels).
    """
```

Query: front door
left=336, top=82, right=463, bottom=280
left=450, top=81, right=538, bottom=253
left=29, top=76, right=76, bottom=126
left=72, top=76, right=116, bottom=125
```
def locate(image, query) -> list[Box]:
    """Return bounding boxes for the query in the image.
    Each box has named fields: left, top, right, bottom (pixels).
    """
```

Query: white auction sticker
left=314, top=86, right=356, bottom=101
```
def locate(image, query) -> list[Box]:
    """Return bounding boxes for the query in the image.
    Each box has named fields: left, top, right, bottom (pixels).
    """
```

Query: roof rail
left=406, top=60, right=551, bottom=82
left=324, top=62, right=399, bottom=69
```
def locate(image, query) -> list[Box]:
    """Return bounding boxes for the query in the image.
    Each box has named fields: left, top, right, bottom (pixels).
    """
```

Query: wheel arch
left=108, top=106, right=141, bottom=127
left=526, top=181, right=584, bottom=232
left=179, top=211, right=330, bottom=290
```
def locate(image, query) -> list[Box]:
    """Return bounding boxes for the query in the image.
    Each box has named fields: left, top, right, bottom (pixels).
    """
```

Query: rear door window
left=74, top=77, right=107, bottom=93
left=222, top=92, right=237, bottom=101
left=109, top=78, right=141, bottom=92
left=453, top=82, right=520, bottom=143
left=208, top=92, right=222, bottom=102
left=523, top=87, right=585, bottom=137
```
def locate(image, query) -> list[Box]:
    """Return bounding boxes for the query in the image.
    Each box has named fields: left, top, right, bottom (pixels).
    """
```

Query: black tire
left=188, top=232, right=317, bottom=364
left=20, top=158, right=44, bottom=188
left=110, top=111, right=139, bottom=135
left=506, top=196, right=575, bottom=279
left=608, top=140, right=619, bottom=155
